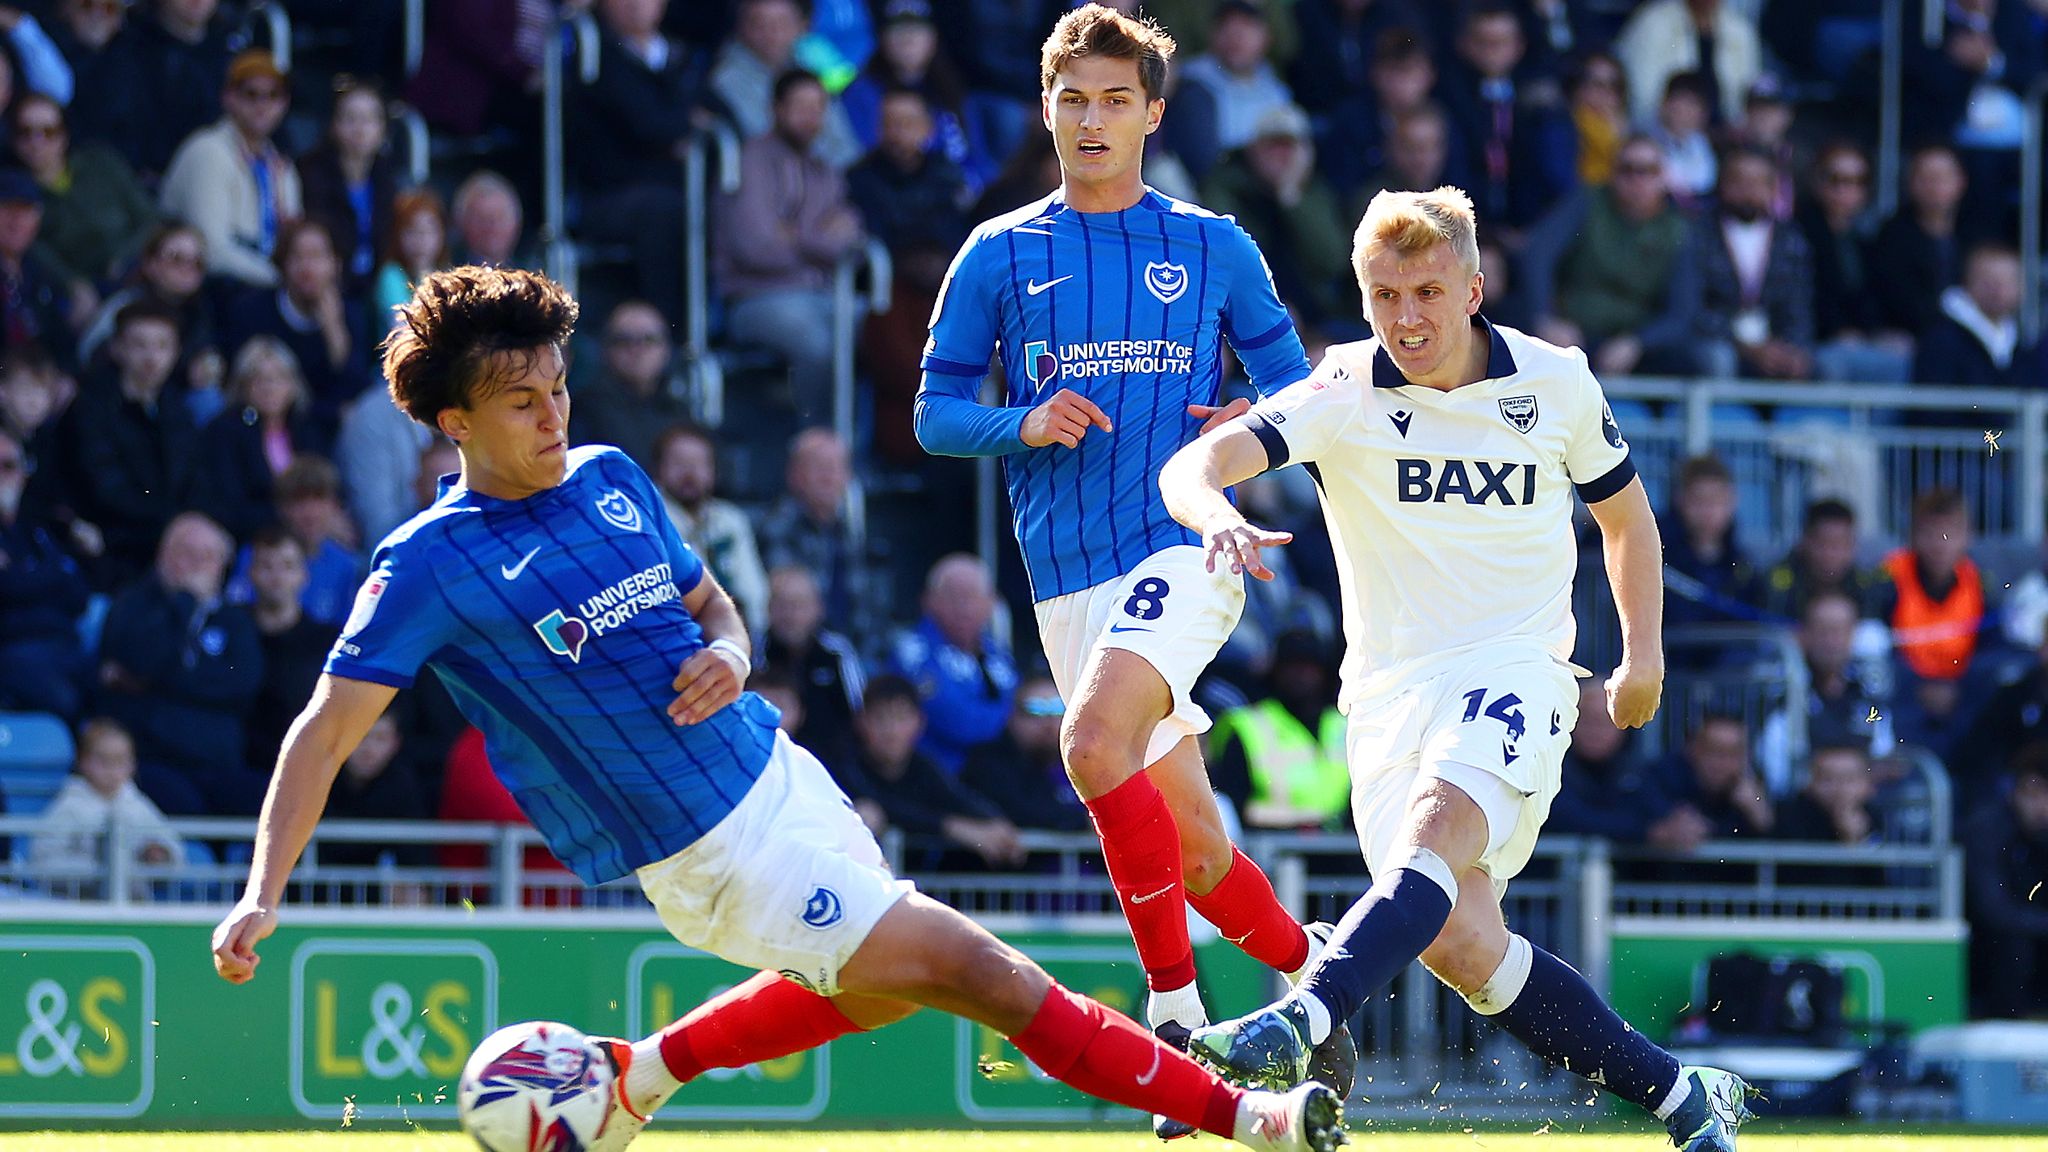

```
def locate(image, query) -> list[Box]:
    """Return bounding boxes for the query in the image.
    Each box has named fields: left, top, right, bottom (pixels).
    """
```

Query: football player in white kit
left=1156, top=188, right=1755, bottom=1151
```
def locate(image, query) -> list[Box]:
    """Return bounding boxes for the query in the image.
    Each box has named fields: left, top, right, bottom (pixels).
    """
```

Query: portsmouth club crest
left=1143, top=260, right=1189, bottom=304
left=594, top=488, right=643, bottom=533
left=1498, top=394, right=1539, bottom=434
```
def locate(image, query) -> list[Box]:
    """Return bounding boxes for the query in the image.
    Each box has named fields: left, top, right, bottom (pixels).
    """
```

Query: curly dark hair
left=381, top=265, right=579, bottom=426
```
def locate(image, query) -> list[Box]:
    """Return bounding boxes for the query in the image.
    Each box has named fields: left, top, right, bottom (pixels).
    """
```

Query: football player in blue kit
left=209, top=266, right=1345, bottom=1152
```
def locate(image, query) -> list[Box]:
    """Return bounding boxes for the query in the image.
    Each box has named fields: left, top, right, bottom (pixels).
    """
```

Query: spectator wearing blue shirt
left=891, top=552, right=1016, bottom=775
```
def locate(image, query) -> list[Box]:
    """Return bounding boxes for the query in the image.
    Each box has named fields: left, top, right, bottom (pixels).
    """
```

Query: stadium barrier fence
left=0, top=821, right=1968, bottom=1126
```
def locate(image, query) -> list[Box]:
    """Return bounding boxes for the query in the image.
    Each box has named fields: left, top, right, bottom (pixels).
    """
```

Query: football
left=458, top=1020, right=617, bottom=1152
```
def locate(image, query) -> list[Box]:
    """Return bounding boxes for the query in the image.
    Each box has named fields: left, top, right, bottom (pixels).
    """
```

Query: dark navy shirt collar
left=1371, top=315, right=1518, bottom=389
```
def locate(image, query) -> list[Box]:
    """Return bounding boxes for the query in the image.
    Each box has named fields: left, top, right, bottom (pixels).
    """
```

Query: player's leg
left=607, top=978, right=919, bottom=1119
left=1150, top=734, right=1315, bottom=978
left=837, top=890, right=1345, bottom=1152
left=1426, top=868, right=1754, bottom=1152
left=1062, top=644, right=1208, bottom=1026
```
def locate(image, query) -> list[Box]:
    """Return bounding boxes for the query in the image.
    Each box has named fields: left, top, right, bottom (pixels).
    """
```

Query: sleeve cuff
left=1245, top=411, right=1291, bottom=469
left=921, top=354, right=988, bottom=377
left=1574, top=456, right=1638, bottom=504
left=1235, top=316, right=1295, bottom=351
left=322, top=663, right=416, bottom=689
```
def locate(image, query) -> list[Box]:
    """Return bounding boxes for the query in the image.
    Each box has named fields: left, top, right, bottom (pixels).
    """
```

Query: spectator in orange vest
left=1882, top=488, right=1989, bottom=761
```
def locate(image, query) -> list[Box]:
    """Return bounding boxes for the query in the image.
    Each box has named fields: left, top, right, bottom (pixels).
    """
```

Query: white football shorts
left=635, top=731, right=914, bottom=996
left=1034, top=544, right=1246, bottom=768
left=1347, top=650, right=1581, bottom=889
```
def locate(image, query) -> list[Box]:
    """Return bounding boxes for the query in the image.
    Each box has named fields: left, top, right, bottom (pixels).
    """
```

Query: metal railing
left=540, top=10, right=604, bottom=290
left=245, top=1, right=291, bottom=74
left=681, top=122, right=740, bottom=427
left=833, top=238, right=893, bottom=445
left=1604, top=377, right=2048, bottom=553
left=403, top=0, right=425, bottom=78
left=0, top=818, right=1963, bottom=1114
left=2023, top=76, right=2048, bottom=345
left=1878, top=0, right=1906, bottom=216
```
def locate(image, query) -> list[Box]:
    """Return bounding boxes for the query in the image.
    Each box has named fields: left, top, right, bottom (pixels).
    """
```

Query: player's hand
left=668, top=645, right=745, bottom=725
left=211, top=899, right=278, bottom=984
left=1020, top=388, right=1112, bottom=449
left=1605, top=658, right=1663, bottom=730
left=1201, top=514, right=1292, bottom=581
left=1187, top=396, right=1250, bottom=435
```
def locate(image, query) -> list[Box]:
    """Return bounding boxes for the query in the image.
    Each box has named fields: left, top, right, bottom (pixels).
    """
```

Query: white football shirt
left=1243, top=318, right=1634, bottom=708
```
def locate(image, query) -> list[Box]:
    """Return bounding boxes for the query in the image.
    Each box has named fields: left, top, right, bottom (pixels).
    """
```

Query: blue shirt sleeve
left=1217, top=222, right=1312, bottom=397
left=324, top=537, right=456, bottom=689
left=915, top=232, right=1032, bottom=457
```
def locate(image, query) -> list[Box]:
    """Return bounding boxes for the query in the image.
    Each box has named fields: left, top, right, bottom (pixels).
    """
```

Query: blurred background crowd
left=0, top=0, right=2044, bottom=1019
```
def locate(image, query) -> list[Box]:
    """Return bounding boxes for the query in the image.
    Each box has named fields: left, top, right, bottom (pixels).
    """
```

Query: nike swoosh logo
left=501, top=546, right=541, bottom=581
left=1027, top=275, right=1073, bottom=296
left=1108, top=623, right=1153, bottom=634
left=1136, top=1044, right=1163, bottom=1086
left=1130, top=884, right=1175, bottom=904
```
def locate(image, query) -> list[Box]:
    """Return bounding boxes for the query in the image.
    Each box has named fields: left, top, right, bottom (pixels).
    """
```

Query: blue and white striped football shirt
left=916, top=187, right=1311, bottom=600
left=325, top=446, right=779, bottom=884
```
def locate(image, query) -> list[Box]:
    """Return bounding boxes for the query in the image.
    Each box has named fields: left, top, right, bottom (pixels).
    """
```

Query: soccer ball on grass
left=459, top=1020, right=618, bottom=1151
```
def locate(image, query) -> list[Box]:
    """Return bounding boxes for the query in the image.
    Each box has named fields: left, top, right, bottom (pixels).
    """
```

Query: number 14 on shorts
left=1460, top=688, right=1527, bottom=742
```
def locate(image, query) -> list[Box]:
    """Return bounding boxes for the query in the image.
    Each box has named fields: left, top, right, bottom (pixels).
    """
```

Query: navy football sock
left=1491, top=943, right=1681, bottom=1113
left=1291, top=868, right=1454, bottom=1042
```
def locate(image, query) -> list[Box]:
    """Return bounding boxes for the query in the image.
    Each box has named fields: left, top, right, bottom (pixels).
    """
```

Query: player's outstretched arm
left=670, top=569, right=752, bottom=725
left=1586, top=475, right=1665, bottom=729
left=1160, top=421, right=1292, bottom=581
left=211, top=673, right=399, bottom=984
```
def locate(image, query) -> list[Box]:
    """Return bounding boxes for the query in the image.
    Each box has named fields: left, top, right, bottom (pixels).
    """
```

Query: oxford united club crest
left=1498, top=394, right=1539, bottom=434
left=1143, top=260, right=1189, bottom=304
left=594, top=489, right=643, bottom=533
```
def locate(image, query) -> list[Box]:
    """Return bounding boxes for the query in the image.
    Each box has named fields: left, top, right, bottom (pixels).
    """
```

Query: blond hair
left=1353, top=187, right=1481, bottom=286
left=1040, top=4, right=1176, bottom=101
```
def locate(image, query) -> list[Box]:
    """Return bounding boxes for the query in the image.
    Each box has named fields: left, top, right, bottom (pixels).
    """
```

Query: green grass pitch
left=4, top=1131, right=2047, bottom=1152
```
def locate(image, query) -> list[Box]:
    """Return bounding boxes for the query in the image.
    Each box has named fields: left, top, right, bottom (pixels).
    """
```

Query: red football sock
left=657, top=971, right=863, bottom=1083
left=1188, top=846, right=1312, bottom=974
left=1084, top=771, right=1197, bottom=991
left=1010, top=981, right=1241, bottom=1138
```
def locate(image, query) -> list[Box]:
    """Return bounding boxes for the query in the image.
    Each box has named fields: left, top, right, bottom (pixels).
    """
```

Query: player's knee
left=934, top=931, right=1042, bottom=1009
left=1178, top=820, right=1232, bottom=894
left=1060, top=711, right=1145, bottom=793
left=1418, top=917, right=1499, bottom=995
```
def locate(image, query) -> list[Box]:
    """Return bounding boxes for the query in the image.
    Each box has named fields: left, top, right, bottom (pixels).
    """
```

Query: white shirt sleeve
left=1561, top=354, right=1637, bottom=503
left=1241, top=350, right=1367, bottom=469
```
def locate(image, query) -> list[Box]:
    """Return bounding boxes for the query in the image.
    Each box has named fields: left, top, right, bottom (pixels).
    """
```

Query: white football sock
left=1653, top=1071, right=1692, bottom=1121
left=625, top=1035, right=683, bottom=1115
left=1284, top=924, right=1321, bottom=985
left=1289, top=991, right=1334, bottom=1046
left=1147, top=981, right=1209, bottom=1032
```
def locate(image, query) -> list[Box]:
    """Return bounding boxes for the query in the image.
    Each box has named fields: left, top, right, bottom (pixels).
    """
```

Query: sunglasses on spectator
left=14, top=122, right=62, bottom=140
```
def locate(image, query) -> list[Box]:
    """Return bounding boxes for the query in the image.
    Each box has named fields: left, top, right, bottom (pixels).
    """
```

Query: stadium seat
left=0, top=712, right=75, bottom=820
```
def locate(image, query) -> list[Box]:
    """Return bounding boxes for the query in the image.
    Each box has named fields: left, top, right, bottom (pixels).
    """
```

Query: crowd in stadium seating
left=0, top=0, right=2044, bottom=1013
